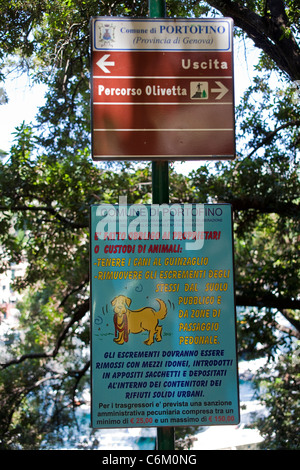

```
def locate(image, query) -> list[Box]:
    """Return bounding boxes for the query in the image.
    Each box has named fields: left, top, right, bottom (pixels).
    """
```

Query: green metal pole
left=152, top=160, right=169, bottom=205
left=148, top=0, right=175, bottom=451
left=149, top=0, right=168, bottom=208
left=149, top=0, right=166, bottom=17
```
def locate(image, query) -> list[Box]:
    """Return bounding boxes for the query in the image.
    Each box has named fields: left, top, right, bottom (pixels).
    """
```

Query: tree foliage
left=253, top=348, right=300, bottom=449
left=0, top=0, right=299, bottom=449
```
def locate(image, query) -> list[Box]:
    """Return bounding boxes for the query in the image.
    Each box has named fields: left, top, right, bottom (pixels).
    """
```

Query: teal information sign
left=90, top=202, right=239, bottom=428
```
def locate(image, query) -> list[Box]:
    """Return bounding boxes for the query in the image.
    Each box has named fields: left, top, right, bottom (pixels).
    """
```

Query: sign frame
left=90, top=17, right=235, bottom=161
left=90, top=202, right=240, bottom=429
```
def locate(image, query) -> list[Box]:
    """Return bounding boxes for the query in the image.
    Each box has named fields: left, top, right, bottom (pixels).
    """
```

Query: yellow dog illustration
left=111, top=295, right=167, bottom=345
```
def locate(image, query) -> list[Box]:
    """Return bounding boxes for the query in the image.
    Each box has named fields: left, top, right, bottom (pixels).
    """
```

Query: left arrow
left=96, top=54, right=115, bottom=74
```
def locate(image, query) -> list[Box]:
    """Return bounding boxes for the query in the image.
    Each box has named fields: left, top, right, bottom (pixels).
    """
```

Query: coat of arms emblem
left=97, top=23, right=116, bottom=48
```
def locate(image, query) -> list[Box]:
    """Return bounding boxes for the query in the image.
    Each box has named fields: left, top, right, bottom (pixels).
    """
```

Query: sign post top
left=91, top=17, right=233, bottom=52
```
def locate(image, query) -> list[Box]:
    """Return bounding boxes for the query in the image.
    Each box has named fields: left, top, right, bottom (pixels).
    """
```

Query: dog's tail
left=155, top=299, right=167, bottom=320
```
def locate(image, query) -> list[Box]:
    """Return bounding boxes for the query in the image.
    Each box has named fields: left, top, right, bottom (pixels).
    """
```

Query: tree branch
left=0, top=204, right=88, bottom=229
left=236, top=293, right=300, bottom=319
left=0, top=298, right=89, bottom=370
left=280, top=309, right=300, bottom=335
left=205, top=0, right=300, bottom=80
left=52, top=298, right=89, bottom=357
left=231, top=198, right=299, bottom=219
left=246, top=120, right=300, bottom=159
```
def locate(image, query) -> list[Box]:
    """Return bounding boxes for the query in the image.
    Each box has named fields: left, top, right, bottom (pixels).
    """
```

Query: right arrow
left=211, top=81, right=229, bottom=100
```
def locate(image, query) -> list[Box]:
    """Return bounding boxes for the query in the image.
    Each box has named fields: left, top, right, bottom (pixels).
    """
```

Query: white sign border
left=92, top=17, right=233, bottom=52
